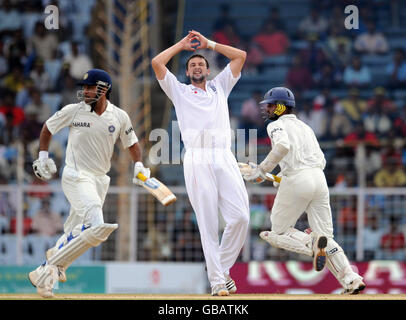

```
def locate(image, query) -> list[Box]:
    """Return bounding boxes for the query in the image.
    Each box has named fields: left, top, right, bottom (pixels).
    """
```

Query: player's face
left=265, top=103, right=279, bottom=121
left=83, top=85, right=98, bottom=104
left=186, top=58, right=209, bottom=83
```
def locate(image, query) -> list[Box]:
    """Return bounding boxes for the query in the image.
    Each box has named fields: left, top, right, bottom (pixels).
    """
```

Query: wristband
left=207, top=40, right=216, bottom=50
left=39, top=151, right=49, bottom=159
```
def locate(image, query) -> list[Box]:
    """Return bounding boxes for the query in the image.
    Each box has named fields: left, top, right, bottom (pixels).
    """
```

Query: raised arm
left=151, top=33, right=198, bottom=80
left=189, top=30, right=246, bottom=78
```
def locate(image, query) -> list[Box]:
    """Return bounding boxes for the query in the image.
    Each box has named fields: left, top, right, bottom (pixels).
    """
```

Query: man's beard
left=190, top=74, right=206, bottom=83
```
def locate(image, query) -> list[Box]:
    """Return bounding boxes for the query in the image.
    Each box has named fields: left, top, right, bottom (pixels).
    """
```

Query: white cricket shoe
left=211, top=284, right=229, bottom=296
left=46, top=248, right=67, bottom=282
left=28, top=264, right=58, bottom=298
left=341, top=278, right=366, bottom=295
left=312, top=234, right=327, bottom=272
left=225, top=274, right=237, bottom=294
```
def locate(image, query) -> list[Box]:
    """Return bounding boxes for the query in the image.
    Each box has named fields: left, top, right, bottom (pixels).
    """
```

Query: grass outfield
left=1, top=293, right=406, bottom=300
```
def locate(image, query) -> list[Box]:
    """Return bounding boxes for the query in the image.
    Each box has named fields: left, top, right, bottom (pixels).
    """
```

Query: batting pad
left=36, top=223, right=118, bottom=288
left=260, top=229, right=313, bottom=257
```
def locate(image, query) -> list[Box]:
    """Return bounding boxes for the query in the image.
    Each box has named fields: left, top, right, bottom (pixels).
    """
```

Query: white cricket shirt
left=46, top=101, right=138, bottom=176
left=158, top=63, right=240, bottom=149
left=267, top=114, right=326, bottom=174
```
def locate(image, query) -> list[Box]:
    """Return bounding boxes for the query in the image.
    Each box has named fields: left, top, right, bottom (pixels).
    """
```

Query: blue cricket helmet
left=259, top=87, right=295, bottom=107
left=77, top=68, right=112, bottom=92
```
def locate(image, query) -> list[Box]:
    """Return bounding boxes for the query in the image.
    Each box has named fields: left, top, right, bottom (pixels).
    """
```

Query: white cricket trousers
left=271, top=167, right=334, bottom=237
left=183, top=148, right=250, bottom=288
left=61, top=165, right=110, bottom=235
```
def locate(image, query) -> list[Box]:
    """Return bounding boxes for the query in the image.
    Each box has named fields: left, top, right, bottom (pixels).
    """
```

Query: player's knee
left=84, top=204, right=104, bottom=227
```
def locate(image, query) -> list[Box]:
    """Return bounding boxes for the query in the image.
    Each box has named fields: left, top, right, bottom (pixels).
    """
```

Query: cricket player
left=151, top=30, right=250, bottom=296
left=240, top=87, right=366, bottom=294
left=28, top=69, right=151, bottom=298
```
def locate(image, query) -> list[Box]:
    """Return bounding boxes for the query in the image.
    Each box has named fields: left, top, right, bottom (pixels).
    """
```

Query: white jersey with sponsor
left=46, top=101, right=138, bottom=176
left=267, top=114, right=326, bottom=175
left=157, top=63, right=240, bottom=150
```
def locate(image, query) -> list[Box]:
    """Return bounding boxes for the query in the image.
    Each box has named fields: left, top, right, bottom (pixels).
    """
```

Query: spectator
left=63, top=41, right=93, bottom=80
left=261, top=6, right=286, bottom=32
left=31, top=198, right=63, bottom=236
left=343, top=123, right=380, bottom=147
left=286, top=54, right=314, bottom=91
left=313, top=62, right=342, bottom=89
left=0, top=91, right=25, bottom=127
left=366, top=87, right=397, bottom=113
left=363, top=214, right=384, bottom=260
left=0, top=0, right=23, bottom=33
left=338, top=197, right=357, bottom=234
left=29, top=59, right=52, bottom=92
left=2, top=64, right=25, bottom=93
left=362, top=101, right=392, bottom=139
left=334, top=88, right=367, bottom=124
left=325, top=25, right=352, bottom=69
left=297, top=100, right=326, bottom=139
left=299, top=33, right=328, bottom=74
left=0, top=41, right=8, bottom=78
left=252, top=21, right=289, bottom=57
left=6, top=29, right=27, bottom=71
left=386, top=48, right=406, bottom=89
left=297, top=6, right=329, bottom=40
left=28, top=22, right=59, bottom=62
left=354, top=20, right=389, bottom=55
left=213, top=22, right=241, bottom=48
left=240, top=37, right=264, bottom=74
left=239, top=90, right=267, bottom=140
left=15, top=78, right=35, bottom=109
left=343, top=56, right=372, bottom=88
left=20, top=103, right=43, bottom=146
left=373, top=157, right=406, bottom=187
left=381, top=216, right=405, bottom=258
left=328, top=4, right=346, bottom=31
left=213, top=3, right=239, bottom=35
left=59, top=74, right=77, bottom=108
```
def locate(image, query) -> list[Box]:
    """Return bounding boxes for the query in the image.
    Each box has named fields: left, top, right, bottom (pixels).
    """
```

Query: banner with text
left=230, top=261, right=406, bottom=294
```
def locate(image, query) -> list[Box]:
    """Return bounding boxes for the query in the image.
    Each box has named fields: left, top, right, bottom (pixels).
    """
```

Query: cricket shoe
left=28, top=263, right=58, bottom=298
left=312, top=234, right=327, bottom=272
left=225, top=274, right=237, bottom=294
left=341, top=278, right=366, bottom=295
left=46, top=247, right=67, bottom=282
left=211, top=284, right=229, bottom=296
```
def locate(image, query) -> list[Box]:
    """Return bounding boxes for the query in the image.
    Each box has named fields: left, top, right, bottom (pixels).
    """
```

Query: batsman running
left=28, top=69, right=151, bottom=298
left=152, top=30, right=250, bottom=296
left=240, top=87, right=366, bottom=294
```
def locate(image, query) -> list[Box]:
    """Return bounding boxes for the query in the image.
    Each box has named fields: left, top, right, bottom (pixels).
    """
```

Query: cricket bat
left=137, top=173, right=177, bottom=206
left=237, top=162, right=281, bottom=184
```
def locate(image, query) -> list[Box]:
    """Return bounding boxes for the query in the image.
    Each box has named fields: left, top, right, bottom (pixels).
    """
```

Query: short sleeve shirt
left=46, top=101, right=138, bottom=175
left=157, top=63, right=240, bottom=149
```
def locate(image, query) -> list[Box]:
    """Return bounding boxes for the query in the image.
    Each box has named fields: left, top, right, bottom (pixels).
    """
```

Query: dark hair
left=185, top=54, right=209, bottom=70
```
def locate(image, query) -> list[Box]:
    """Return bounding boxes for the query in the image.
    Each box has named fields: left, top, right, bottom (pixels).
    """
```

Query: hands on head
left=181, top=30, right=208, bottom=51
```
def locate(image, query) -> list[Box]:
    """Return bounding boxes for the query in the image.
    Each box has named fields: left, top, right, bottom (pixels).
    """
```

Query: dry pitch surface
left=1, top=293, right=406, bottom=300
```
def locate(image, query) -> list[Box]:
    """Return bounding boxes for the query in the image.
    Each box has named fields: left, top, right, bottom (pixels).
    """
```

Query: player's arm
left=189, top=30, right=246, bottom=77
left=151, top=33, right=198, bottom=80
left=32, top=124, right=57, bottom=181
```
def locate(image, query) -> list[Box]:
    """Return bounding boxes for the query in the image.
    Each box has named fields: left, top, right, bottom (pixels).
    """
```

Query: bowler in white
left=152, top=30, right=250, bottom=296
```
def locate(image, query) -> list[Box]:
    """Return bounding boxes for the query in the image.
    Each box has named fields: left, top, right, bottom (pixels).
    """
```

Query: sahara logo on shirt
left=72, top=122, right=91, bottom=128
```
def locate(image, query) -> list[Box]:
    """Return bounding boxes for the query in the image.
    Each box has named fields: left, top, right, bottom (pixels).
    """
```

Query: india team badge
left=108, top=125, right=115, bottom=133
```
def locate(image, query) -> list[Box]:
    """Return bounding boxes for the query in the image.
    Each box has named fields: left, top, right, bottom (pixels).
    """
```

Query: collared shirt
left=46, top=101, right=138, bottom=175
left=267, top=114, right=326, bottom=174
left=158, top=63, right=240, bottom=149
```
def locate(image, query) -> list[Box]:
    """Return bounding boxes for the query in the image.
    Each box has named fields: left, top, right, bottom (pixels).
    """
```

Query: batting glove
left=273, top=172, right=283, bottom=188
left=132, top=161, right=151, bottom=186
left=241, top=162, right=267, bottom=184
left=33, top=154, right=57, bottom=181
